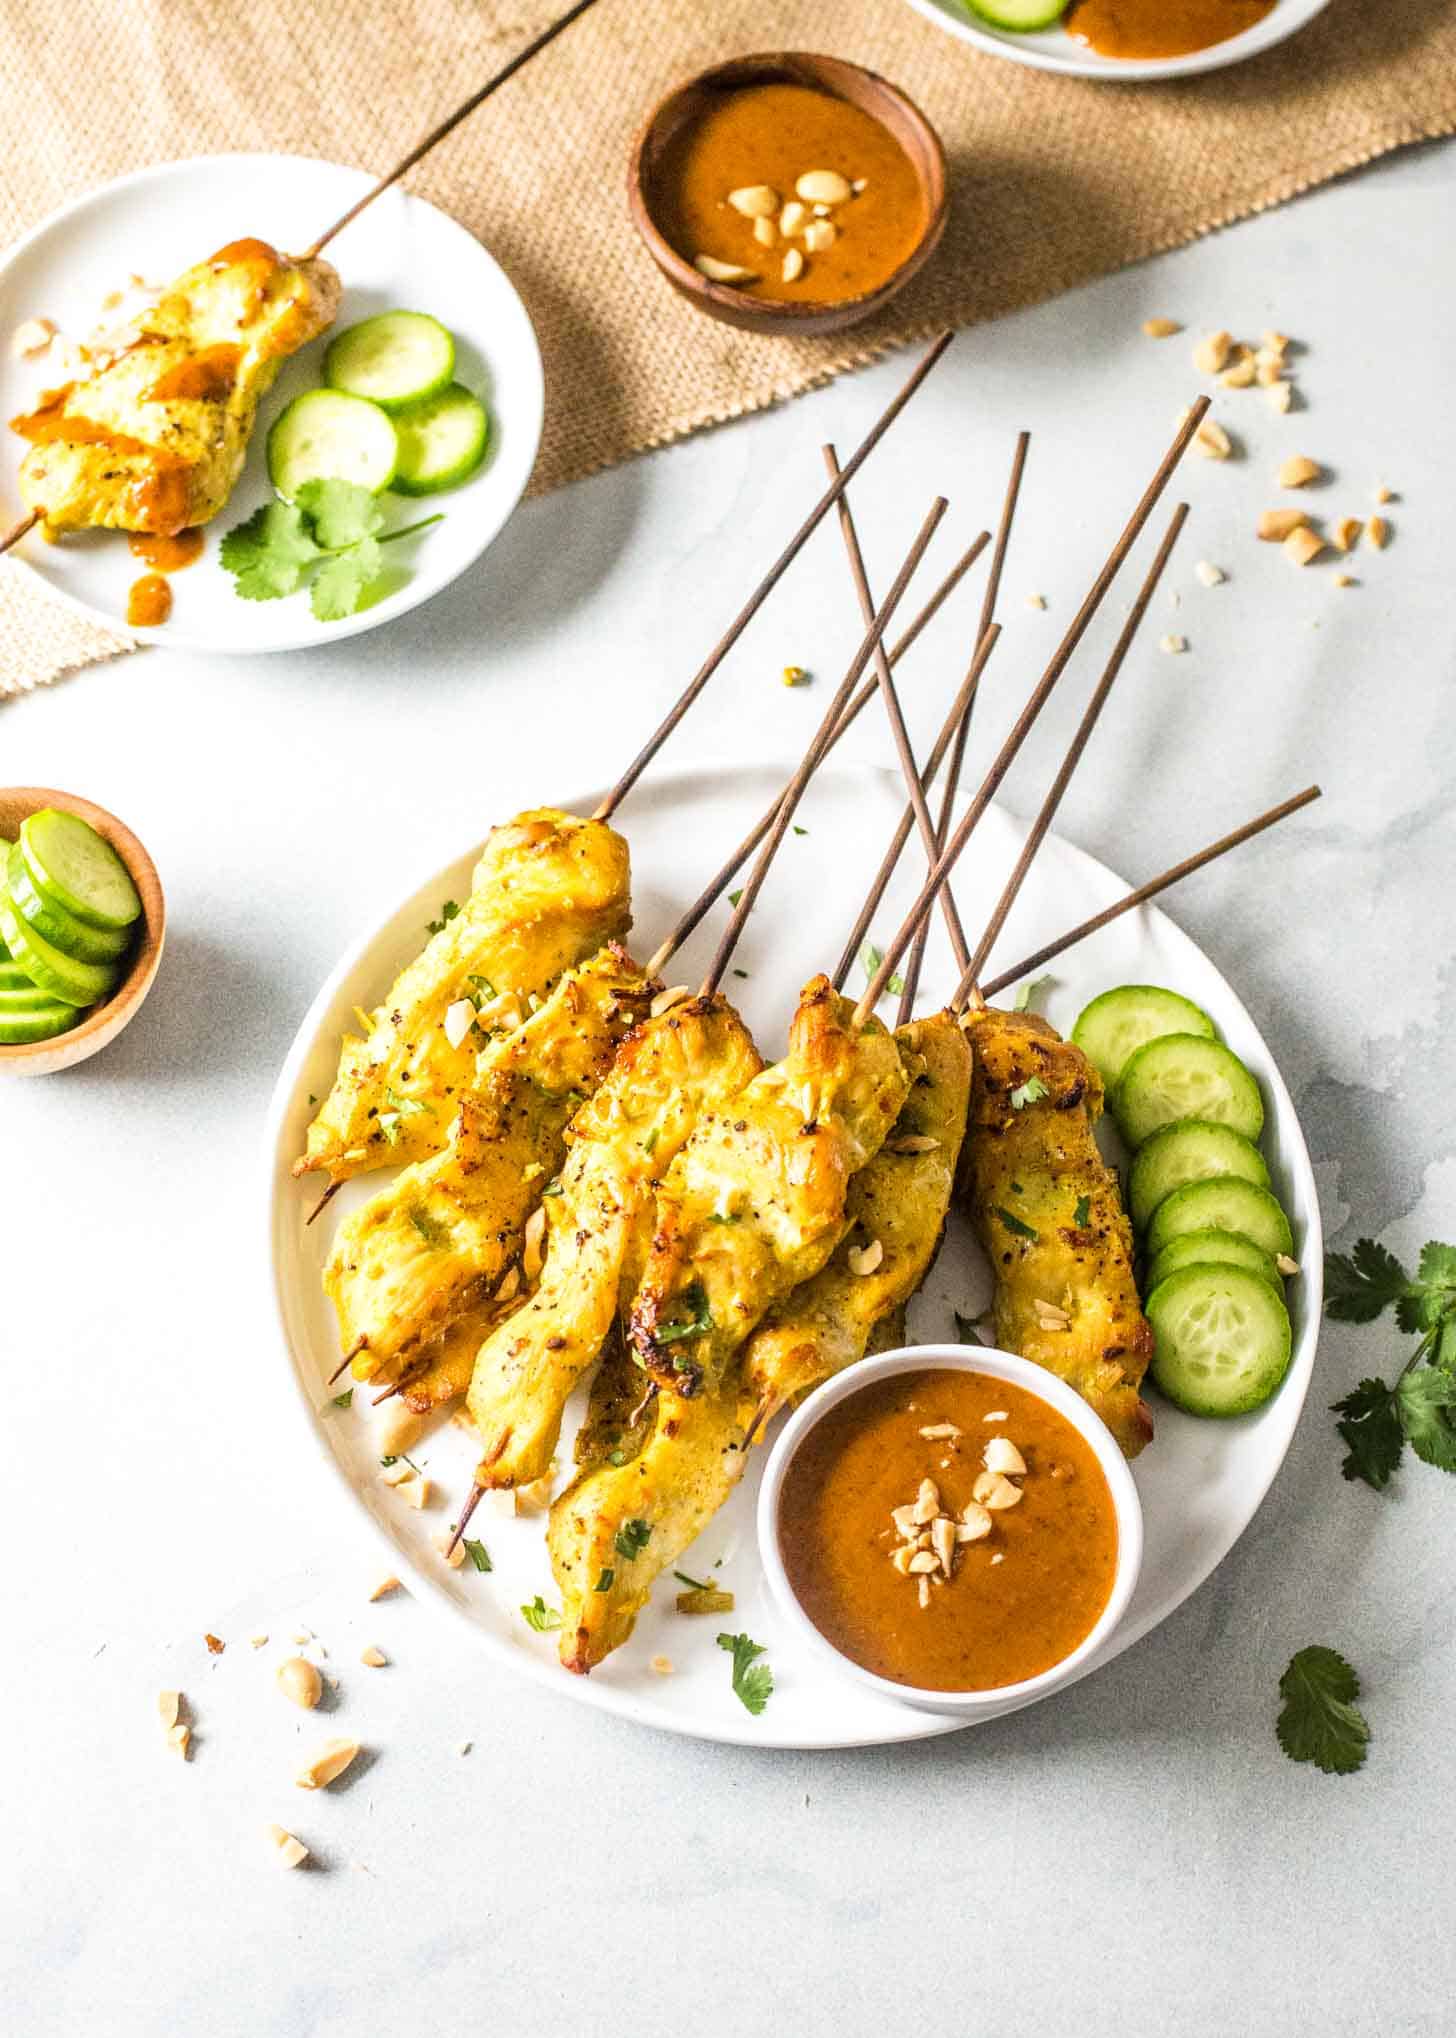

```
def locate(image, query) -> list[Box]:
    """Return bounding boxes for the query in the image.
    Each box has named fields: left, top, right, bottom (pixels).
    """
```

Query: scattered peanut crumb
left=1277, top=454, right=1322, bottom=489
left=650, top=1655, right=674, bottom=1675
left=1284, top=525, right=1325, bottom=568
left=266, top=1823, right=310, bottom=1869
left=377, top=1406, right=425, bottom=1458
left=402, top=1473, right=432, bottom=1510
left=277, top=1657, right=324, bottom=1710
left=1142, top=317, right=1181, bottom=338
left=158, top=1690, right=181, bottom=1732
left=1367, top=515, right=1390, bottom=550
left=167, top=1723, right=192, bottom=1759
left=295, top=1738, right=361, bottom=1790
left=12, top=316, right=57, bottom=358
left=291, top=1629, right=313, bottom=1646
left=1025, top=592, right=1047, bottom=610
left=360, top=1646, right=388, bottom=1668
left=1219, top=352, right=1256, bottom=390
left=1333, top=573, right=1355, bottom=588
left=1193, top=330, right=1232, bottom=376
left=1276, top=1253, right=1301, bottom=1276
left=1261, top=330, right=1290, bottom=357
left=1159, top=634, right=1188, bottom=655
left=1374, top=484, right=1394, bottom=504
left=781, top=664, right=810, bottom=686
left=1193, top=418, right=1233, bottom=461
left=847, top=1238, right=884, bottom=1276
left=368, top=1573, right=401, bottom=1601
left=432, top=1528, right=466, bottom=1568
left=1265, top=381, right=1294, bottom=414
left=1194, top=560, right=1226, bottom=587
left=1257, top=508, right=1310, bottom=542
left=249, top=1632, right=269, bottom=1650
left=204, top=1634, right=225, bottom=1656
left=1332, top=517, right=1363, bottom=553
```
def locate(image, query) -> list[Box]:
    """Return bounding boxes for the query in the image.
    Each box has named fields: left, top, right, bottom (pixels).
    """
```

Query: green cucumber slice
left=0, top=960, right=37, bottom=991
left=0, top=836, right=11, bottom=957
left=964, top=0, right=1069, bottom=28
left=1145, top=1228, right=1281, bottom=1293
left=0, top=981, right=62, bottom=1013
left=391, top=383, right=488, bottom=496
left=1145, top=1176, right=1293, bottom=1263
left=19, top=809, right=140, bottom=929
left=1071, top=984, right=1216, bottom=1090
left=1146, top=1264, right=1293, bottom=1417
left=1127, top=1118, right=1270, bottom=1233
left=0, top=999, right=80, bottom=1046
left=7, top=844, right=130, bottom=962
left=267, top=389, right=399, bottom=500
left=1113, top=1033, right=1264, bottom=1149
left=0, top=888, right=116, bottom=1007
left=325, top=312, right=456, bottom=413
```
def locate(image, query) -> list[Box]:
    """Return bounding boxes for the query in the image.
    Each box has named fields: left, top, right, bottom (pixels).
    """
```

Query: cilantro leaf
left=614, top=1517, right=652, bottom=1561
left=1010, top=1075, right=1049, bottom=1110
left=1276, top=1646, right=1370, bottom=1775
left=1011, top=975, right=1053, bottom=1013
left=462, top=1537, right=492, bottom=1573
left=674, top=1569, right=712, bottom=1592
left=594, top=1567, right=614, bottom=1593
left=295, top=476, right=385, bottom=550
left=653, top=1279, right=714, bottom=1345
left=1398, top=1241, right=1456, bottom=1337
left=219, top=501, right=320, bottom=600
left=1324, top=1238, right=1410, bottom=1324
left=331, top=1388, right=354, bottom=1410
left=520, top=1596, right=562, bottom=1633
left=859, top=941, right=905, bottom=997
left=1073, top=1195, right=1092, bottom=1228
left=1331, top=1377, right=1404, bottom=1490
left=717, top=1631, right=773, bottom=1716
left=310, top=535, right=384, bottom=622
left=427, top=900, right=460, bottom=936
left=1396, top=1366, right=1456, bottom=1473
left=727, top=889, right=743, bottom=908
left=995, top=1205, right=1039, bottom=1242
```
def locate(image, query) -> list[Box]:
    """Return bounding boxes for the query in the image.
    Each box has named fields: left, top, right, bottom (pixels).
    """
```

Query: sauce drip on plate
left=1065, top=0, right=1276, bottom=60
left=127, top=527, right=204, bottom=571
left=126, top=573, right=173, bottom=627
left=778, top=1368, right=1118, bottom=1692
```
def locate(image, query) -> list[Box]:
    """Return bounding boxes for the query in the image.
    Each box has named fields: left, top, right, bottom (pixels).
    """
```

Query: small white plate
left=0, top=153, right=543, bottom=653
left=263, top=762, right=1322, bottom=1749
left=902, top=0, right=1332, bottom=81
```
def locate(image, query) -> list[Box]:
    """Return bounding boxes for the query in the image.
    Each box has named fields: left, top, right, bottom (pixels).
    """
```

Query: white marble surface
left=3, top=138, right=1453, bottom=2038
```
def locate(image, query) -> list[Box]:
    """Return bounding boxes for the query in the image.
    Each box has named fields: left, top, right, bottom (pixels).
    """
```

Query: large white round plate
left=263, top=762, right=1321, bottom=1748
left=903, top=0, right=1331, bottom=81
left=0, top=154, right=543, bottom=653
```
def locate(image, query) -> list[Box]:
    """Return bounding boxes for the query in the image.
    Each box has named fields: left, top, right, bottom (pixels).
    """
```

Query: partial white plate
left=263, top=762, right=1322, bottom=1749
left=903, top=0, right=1331, bottom=81
left=0, top=153, right=543, bottom=653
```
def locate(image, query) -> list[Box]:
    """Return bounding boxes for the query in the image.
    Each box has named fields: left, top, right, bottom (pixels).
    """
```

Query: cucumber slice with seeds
left=1128, top=1118, right=1270, bottom=1233
left=391, top=383, right=488, bottom=496
left=1072, top=984, right=1216, bottom=1090
left=7, top=845, right=130, bottom=962
left=1145, top=1176, right=1293, bottom=1263
left=19, top=809, right=140, bottom=929
left=0, top=999, right=80, bottom=1046
left=325, top=312, right=456, bottom=413
left=1113, top=1033, right=1264, bottom=1149
left=1146, top=1264, right=1293, bottom=1417
left=1145, top=1228, right=1282, bottom=1293
left=268, top=388, right=399, bottom=501
left=0, top=887, right=116, bottom=1007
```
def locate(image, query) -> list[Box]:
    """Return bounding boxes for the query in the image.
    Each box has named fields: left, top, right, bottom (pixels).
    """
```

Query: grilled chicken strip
left=14, top=239, right=340, bottom=534
left=466, top=995, right=763, bottom=1491
left=743, top=1010, right=972, bottom=1415
left=324, top=945, right=650, bottom=1380
left=628, top=975, right=909, bottom=1398
left=298, top=810, right=631, bottom=1183
left=958, top=1005, right=1153, bottom=1456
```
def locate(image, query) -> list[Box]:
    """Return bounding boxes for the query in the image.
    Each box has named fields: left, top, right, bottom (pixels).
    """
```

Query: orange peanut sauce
left=778, top=1368, right=1118, bottom=1692
left=12, top=385, right=193, bottom=534
left=145, top=343, right=241, bottom=404
left=654, top=82, right=925, bottom=306
left=1065, top=0, right=1275, bottom=59
left=127, top=527, right=204, bottom=571
left=126, top=573, right=173, bottom=627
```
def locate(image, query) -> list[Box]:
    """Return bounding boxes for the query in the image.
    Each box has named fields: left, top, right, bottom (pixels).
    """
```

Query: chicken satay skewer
left=979, top=785, right=1323, bottom=1001
left=853, top=397, right=1209, bottom=1025
left=949, top=498, right=1189, bottom=1013
left=898, top=430, right=1031, bottom=1022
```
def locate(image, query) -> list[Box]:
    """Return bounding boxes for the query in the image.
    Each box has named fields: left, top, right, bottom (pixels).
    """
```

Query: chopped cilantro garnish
left=717, top=1631, right=773, bottom=1715
left=653, top=1279, right=714, bottom=1344
left=331, top=1389, right=354, bottom=1410
left=520, top=1596, right=562, bottom=1633
left=1074, top=1194, right=1092, bottom=1228
left=408, top=1204, right=450, bottom=1250
left=674, top=1568, right=712, bottom=1592
left=462, top=1537, right=492, bottom=1573
left=1010, top=1076, right=1049, bottom=1110
left=1011, top=975, right=1054, bottom=1013
left=728, top=889, right=744, bottom=908
left=859, top=941, right=905, bottom=997
left=996, top=1205, right=1040, bottom=1242
left=426, top=899, right=460, bottom=936
left=614, top=1518, right=652, bottom=1560
left=594, top=1567, right=615, bottom=1593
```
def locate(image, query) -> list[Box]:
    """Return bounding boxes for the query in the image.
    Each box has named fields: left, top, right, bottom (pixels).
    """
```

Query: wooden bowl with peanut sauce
left=629, top=53, right=947, bottom=338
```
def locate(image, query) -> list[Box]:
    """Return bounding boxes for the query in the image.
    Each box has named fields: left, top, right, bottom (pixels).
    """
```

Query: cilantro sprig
left=1010, top=1075, right=1049, bottom=1110
left=860, top=941, right=906, bottom=999
left=717, top=1631, right=773, bottom=1716
left=220, top=479, right=442, bottom=623
left=1277, top=1646, right=1370, bottom=1775
left=1326, top=1238, right=1456, bottom=1489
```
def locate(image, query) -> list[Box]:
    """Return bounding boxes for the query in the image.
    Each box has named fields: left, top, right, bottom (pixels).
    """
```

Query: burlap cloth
left=3, top=0, right=1454, bottom=695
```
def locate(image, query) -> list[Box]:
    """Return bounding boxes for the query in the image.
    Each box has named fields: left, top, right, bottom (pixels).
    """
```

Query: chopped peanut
left=1277, top=455, right=1322, bottom=489
left=1284, top=526, right=1326, bottom=568
left=1257, top=508, right=1310, bottom=542
left=1142, top=317, right=1181, bottom=338
left=1193, top=330, right=1232, bottom=376
left=1367, top=515, right=1390, bottom=550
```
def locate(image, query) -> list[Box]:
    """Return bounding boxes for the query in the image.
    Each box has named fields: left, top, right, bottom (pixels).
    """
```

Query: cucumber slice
left=964, top=0, right=1069, bottom=28
left=391, top=383, right=488, bottom=496
left=1145, top=1228, right=1281, bottom=1294
left=1071, top=985, right=1217, bottom=1092
left=1127, top=1118, right=1270, bottom=1233
left=0, top=981, right=62, bottom=1013
left=1145, top=1176, right=1293, bottom=1263
left=19, top=809, right=140, bottom=929
left=1113, top=1033, right=1264, bottom=1149
left=268, top=389, right=399, bottom=501
left=0, top=887, right=116, bottom=1007
left=6, top=844, right=131, bottom=962
left=0, top=836, right=11, bottom=957
left=325, top=312, right=456, bottom=414
left=0, top=960, right=37, bottom=991
left=1146, top=1264, right=1293, bottom=1417
left=0, top=999, right=81, bottom=1046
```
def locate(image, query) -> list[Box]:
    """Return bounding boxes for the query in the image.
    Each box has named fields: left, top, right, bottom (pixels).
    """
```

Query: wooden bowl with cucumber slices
left=0, top=788, right=164, bottom=1075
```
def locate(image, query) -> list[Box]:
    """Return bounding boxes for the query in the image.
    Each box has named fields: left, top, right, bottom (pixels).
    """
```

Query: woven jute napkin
left=3, top=0, right=1454, bottom=697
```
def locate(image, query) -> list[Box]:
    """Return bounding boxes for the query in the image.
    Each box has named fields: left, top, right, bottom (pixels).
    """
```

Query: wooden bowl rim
left=628, top=50, right=949, bottom=330
left=0, top=785, right=165, bottom=1070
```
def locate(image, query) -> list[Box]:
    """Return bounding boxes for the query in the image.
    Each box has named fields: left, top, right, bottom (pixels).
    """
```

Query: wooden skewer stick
left=897, top=430, right=1030, bottom=1023
left=643, top=530, right=990, bottom=977
left=698, top=498, right=948, bottom=999
left=593, top=334, right=954, bottom=823
left=305, top=1180, right=342, bottom=1226
left=951, top=500, right=1189, bottom=1013
left=823, top=444, right=971, bottom=975
left=830, top=622, right=1001, bottom=993
left=0, top=508, right=40, bottom=558
left=853, top=397, right=1210, bottom=1026
left=299, top=0, right=607, bottom=260
left=979, top=787, right=1323, bottom=1001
